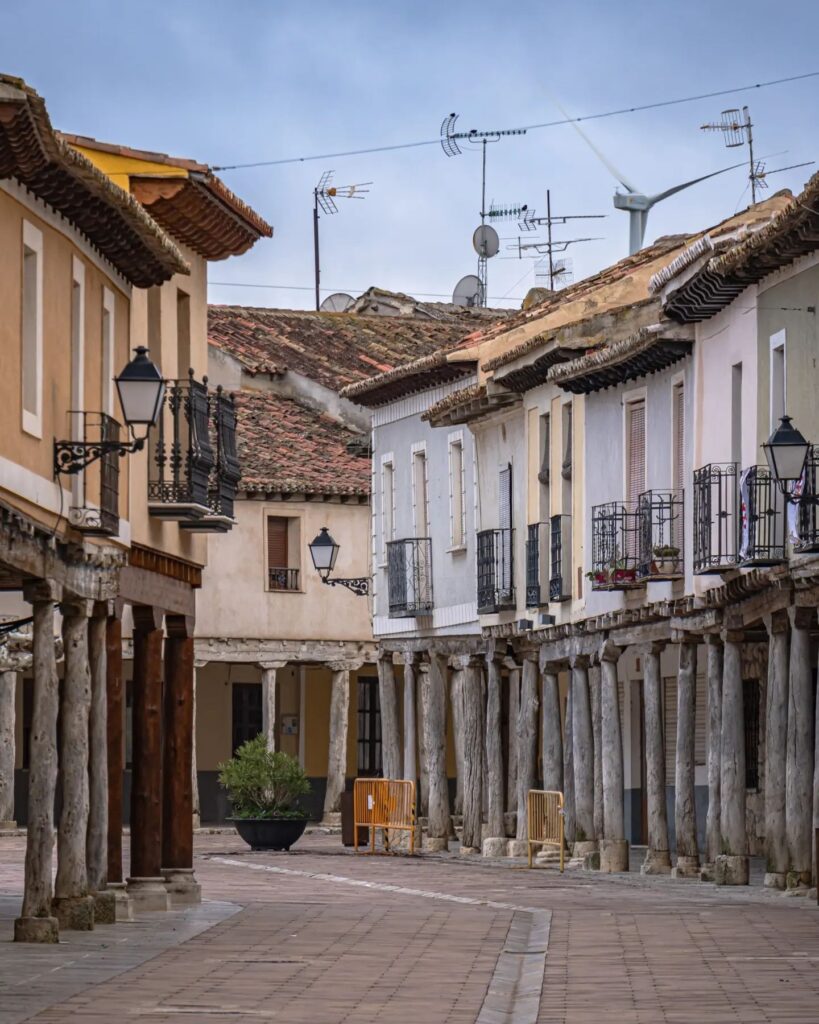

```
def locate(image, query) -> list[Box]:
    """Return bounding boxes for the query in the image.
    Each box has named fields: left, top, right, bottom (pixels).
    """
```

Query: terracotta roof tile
left=235, top=390, right=370, bottom=497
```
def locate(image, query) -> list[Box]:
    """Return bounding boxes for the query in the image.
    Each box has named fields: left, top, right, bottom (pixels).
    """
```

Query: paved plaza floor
left=1, top=831, right=818, bottom=1023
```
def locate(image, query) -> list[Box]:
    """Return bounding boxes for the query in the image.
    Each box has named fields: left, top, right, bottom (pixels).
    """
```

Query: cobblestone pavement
left=1, top=831, right=818, bottom=1023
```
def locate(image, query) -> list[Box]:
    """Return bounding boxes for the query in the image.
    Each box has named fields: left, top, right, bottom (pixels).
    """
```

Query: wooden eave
left=424, top=386, right=520, bottom=427
left=490, top=345, right=579, bottom=393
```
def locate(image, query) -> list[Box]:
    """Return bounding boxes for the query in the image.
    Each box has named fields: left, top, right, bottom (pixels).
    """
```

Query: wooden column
left=599, top=640, right=628, bottom=872
left=15, top=581, right=61, bottom=944
left=589, top=662, right=604, bottom=844
left=402, top=654, right=418, bottom=784
left=127, top=605, right=169, bottom=912
left=703, top=635, right=723, bottom=877
left=192, top=661, right=206, bottom=829
left=416, top=673, right=428, bottom=816
left=505, top=658, right=520, bottom=814
left=0, top=669, right=16, bottom=827
left=260, top=662, right=285, bottom=751
left=377, top=652, right=401, bottom=781
left=421, top=652, right=450, bottom=851
left=539, top=652, right=562, bottom=794
left=322, top=662, right=352, bottom=822
left=563, top=677, right=576, bottom=848
left=571, top=654, right=596, bottom=856
left=512, top=652, right=539, bottom=854
left=458, top=655, right=484, bottom=853
left=673, top=640, right=699, bottom=878
left=482, top=646, right=506, bottom=856
left=763, top=611, right=789, bottom=889
left=715, top=630, right=748, bottom=885
left=87, top=603, right=115, bottom=923
left=449, top=664, right=465, bottom=816
left=162, top=614, right=200, bottom=905
left=105, top=611, right=132, bottom=922
left=641, top=642, right=671, bottom=875
left=786, top=607, right=814, bottom=888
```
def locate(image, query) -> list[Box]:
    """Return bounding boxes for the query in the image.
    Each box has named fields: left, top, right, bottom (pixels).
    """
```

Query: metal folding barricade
left=353, top=778, right=416, bottom=855
left=526, top=789, right=565, bottom=871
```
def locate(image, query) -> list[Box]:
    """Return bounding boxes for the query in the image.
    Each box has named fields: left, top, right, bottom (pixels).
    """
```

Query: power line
left=213, top=71, right=819, bottom=171
left=208, top=280, right=525, bottom=302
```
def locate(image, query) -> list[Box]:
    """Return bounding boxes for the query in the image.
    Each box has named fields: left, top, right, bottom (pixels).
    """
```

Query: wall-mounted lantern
left=763, top=414, right=815, bottom=502
left=308, top=527, right=370, bottom=596
left=54, top=347, right=165, bottom=476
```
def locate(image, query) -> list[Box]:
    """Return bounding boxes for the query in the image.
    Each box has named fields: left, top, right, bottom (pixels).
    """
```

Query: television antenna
left=751, top=159, right=814, bottom=191
left=452, top=274, right=483, bottom=308
left=320, top=292, right=355, bottom=312
left=700, top=106, right=766, bottom=204
left=536, top=255, right=573, bottom=289
left=440, top=113, right=527, bottom=304
left=313, top=170, right=371, bottom=311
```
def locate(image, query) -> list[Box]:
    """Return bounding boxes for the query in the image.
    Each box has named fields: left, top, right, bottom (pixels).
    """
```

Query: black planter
left=230, top=816, right=308, bottom=851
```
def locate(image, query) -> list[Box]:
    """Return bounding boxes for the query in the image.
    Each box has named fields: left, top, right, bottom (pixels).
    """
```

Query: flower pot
left=229, top=816, right=309, bottom=851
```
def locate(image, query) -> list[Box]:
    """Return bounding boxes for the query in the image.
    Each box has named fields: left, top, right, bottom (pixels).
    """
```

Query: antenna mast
left=700, top=106, right=761, bottom=204
left=312, top=171, right=371, bottom=310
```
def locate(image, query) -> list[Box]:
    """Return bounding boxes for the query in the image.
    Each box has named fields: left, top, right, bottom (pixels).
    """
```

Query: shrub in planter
left=218, top=735, right=311, bottom=850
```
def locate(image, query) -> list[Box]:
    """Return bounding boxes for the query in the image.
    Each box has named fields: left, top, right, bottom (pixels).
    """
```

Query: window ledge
left=447, top=544, right=467, bottom=555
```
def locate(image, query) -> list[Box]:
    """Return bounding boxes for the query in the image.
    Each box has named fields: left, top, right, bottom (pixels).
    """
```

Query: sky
left=4, top=0, right=819, bottom=310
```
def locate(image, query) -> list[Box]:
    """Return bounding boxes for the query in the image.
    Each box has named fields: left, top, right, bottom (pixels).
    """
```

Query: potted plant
left=218, top=735, right=311, bottom=851
left=585, top=568, right=609, bottom=587
left=652, top=544, right=681, bottom=576
left=610, top=558, right=637, bottom=585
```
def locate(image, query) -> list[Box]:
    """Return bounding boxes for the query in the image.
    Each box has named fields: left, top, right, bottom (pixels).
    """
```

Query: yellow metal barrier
left=526, top=789, right=565, bottom=871
left=353, top=778, right=416, bottom=855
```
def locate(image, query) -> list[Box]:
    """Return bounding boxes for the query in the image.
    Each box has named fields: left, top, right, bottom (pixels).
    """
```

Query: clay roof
left=0, top=75, right=188, bottom=286
left=235, top=390, right=370, bottom=497
left=208, top=305, right=482, bottom=392
left=656, top=178, right=819, bottom=322
left=61, top=133, right=272, bottom=260
left=349, top=286, right=514, bottom=323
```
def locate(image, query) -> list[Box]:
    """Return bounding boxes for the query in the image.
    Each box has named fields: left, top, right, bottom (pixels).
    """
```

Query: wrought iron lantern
left=763, top=415, right=812, bottom=499
left=54, top=347, right=164, bottom=476
left=308, top=527, right=369, bottom=596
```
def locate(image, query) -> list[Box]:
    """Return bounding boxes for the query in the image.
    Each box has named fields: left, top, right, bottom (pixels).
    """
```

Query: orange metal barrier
left=526, top=789, right=565, bottom=871
left=353, top=778, right=416, bottom=855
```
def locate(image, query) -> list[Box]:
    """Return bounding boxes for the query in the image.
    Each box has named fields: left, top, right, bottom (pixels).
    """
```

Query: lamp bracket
left=54, top=437, right=144, bottom=477
left=320, top=576, right=370, bottom=597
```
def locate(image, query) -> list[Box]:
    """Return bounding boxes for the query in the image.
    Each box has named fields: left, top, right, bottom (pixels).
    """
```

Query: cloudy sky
left=4, top=1, right=819, bottom=309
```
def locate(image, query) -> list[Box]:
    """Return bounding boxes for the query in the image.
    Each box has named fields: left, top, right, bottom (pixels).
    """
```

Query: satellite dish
left=472, top=224, right=500, bottom=259
left=452, top=274, right=483, bottom=308
left=320, top=292, right=355, bottom=312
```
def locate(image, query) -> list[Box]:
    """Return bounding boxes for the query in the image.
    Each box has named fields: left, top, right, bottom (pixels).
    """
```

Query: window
left=625, top=399, right=646, bottom=504
left=770, top=331, right=786, bottom=431
left=672, top=382, right=685, bottom=550
left=70, top=259, right=86, bottom=508
left=381, top=459, right=394, bottom=560
left=177, top=290, right=191, bottom=379
left=357, top=677, right=382, bottom=776
left=232, top=682, right=263, bottom=753
left=101, top=288, right=115, bottom=416
left=498, top=462, right=513, bottom=596
left=21, top=221, right=43, bottom=436
left=743, top=678, right=760, bottom=789
left=412, top=448, right=428, bottom=538
left=731, top=363, right=743, bottom=466
left=561, top=404, right=572, bottom=481
left=449, top=436, right=466, bottom=548
left=538, top=413, right=551, bottom=486
left=267, top=515, right=300, bottom=591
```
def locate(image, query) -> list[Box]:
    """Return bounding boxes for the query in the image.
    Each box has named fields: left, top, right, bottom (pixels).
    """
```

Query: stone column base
left=481, top=836, right=507, bottom=858
left=506, top=839, right=529, bottom=858
left=672, top=855, right=701, bottom=879
left=714, top=854, right=749, bottom=885
left=763, top=871, right=787, bottom=890
left=423, top=835, right=449, bottom=853
left=162, top=868, right=202, bottom=906
left=599, top=838, right=629, bottom=873
left=126, top=876, right=171, bottom=912
left=14, top=915, right=59, bottom=943
left=572, top=840, right=597, bottom=861
left=52, top=894, right=95, bottom=931
left=640, top=848, right=672, bottom=875
left=319, top=812, right=341, bottom=828
left=107, top=882, right=134, bottom=922
left=699, top=862, right=716, bottom=882
left=92, top=889, right=117, bottom=924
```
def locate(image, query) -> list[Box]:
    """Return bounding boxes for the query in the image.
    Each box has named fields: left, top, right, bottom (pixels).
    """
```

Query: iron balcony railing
left=738, top=465, right=786, bottom=566
left=590, top=502, right=642, bottom=591
left=550, top=514, right=572, bottom=601
left=268, top=567, right=300, bottom=591
left=68, top=412, right=120, bottom=537
left=525, top=523, right=546, bottom=608
left=477, top=528, right=515, bottom=613
left=387, top=538, right=433, bottom=618
left=693, top=463, right=739, bottom=574
left=638, top=489, right=684, bottom=581
left=795, top=445, right=819, bottom=553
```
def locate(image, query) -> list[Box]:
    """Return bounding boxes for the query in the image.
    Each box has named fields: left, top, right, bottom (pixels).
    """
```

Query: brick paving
left=1, top=832, right=818, bottom=1023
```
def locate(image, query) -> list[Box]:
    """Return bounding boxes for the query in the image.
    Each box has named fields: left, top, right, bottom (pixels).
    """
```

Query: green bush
left=218, top=735, right=310, bottom=819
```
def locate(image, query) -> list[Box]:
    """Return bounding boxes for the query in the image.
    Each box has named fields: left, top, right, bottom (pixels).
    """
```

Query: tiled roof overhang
left=548, top=325, right=694, bottom=394
left=490, top=345, right=583, bottom=393
left=130, top=173, right=272, bottom=260
left=340, top=351, right=478, bottom=407
left=423, top=383, right=520, bottom=427
left=0, top=76, right=188, bottom=286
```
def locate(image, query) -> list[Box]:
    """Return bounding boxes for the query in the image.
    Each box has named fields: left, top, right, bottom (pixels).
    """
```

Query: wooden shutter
left=267, top=516, right=288, bottom=570
left=499, top=463, right=512, bottom=529
left=626, top=401, right=646, bottom=505
left=413, top=452, right=428, bottom=537
left=673, top=385, right=685, bottom=491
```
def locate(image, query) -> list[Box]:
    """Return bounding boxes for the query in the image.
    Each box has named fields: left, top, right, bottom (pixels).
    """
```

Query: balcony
left=525, top=523, right=546, bottom=608
left=738, top=465, right=786, bottom=566
left=477, top=528, right=515, bottom=613
left=180, top=386, right=242, bottom=533
left=269, top=567, right=300, bottom=591
left=638, top=490, right=684, bottom=581
left=589, top=502, right=642, bottom=591
left=693, top=463, right=739, bottom=574
left=549, top=514, right=572, bottom=601
left=795, top=445, right=819, bottom=553
left=387, top=538, right=433, bottom=617
left=68, top=412, right=120, bottom=537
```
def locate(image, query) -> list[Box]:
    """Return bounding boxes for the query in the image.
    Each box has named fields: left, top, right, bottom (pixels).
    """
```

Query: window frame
left=448, top=431, right=467, bottom=552
left=380, top=453, right=395, bottom=565
left=411, top=441, right=429, bottom=539
left=21, top=220, right=44, bottom=438
left=101, top=287, right=115, bottom=417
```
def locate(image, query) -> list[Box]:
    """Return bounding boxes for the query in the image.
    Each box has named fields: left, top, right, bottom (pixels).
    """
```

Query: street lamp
left=308, top=527, right=370, bottom=596
left=762, top=415, right=813, bottom=501
left=54, top=346, right=165, bottom=476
